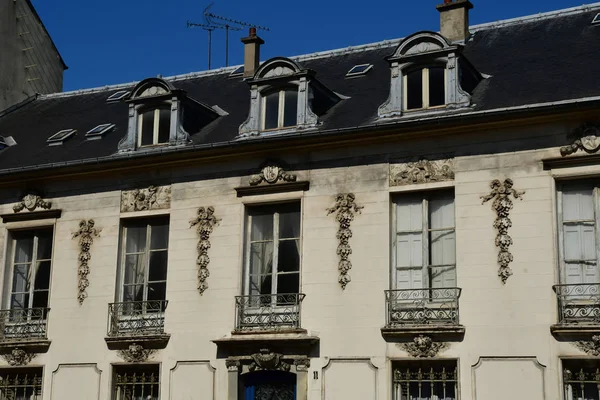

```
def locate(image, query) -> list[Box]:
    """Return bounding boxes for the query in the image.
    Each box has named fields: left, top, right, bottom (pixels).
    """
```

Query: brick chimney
left=436, top=0, right=474, bottom=42
left=241, top=27, right=264, bottom=78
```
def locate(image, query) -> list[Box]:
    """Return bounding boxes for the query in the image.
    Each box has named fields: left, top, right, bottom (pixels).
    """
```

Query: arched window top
left=130, top=77, right=175, bottom=100
left=391, top=31, right=452, bottom=59
left=254, top=57, right=303, bottom=80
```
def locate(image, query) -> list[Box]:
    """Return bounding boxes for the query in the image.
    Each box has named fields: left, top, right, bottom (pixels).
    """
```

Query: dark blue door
left=242, top=371, right=296, bottom=400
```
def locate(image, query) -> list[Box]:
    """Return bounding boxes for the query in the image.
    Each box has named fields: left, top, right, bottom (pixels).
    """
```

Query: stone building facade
left=0, top=1, right=598, bottom=400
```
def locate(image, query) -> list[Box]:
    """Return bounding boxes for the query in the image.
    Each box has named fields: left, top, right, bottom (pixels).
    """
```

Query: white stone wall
left=0, top=120, right=591, bottom=400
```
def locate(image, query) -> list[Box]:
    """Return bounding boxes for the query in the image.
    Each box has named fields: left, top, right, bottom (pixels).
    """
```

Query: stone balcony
left=551, top=283, right=600, bottom=340
left=381, top=288, right=465, bottom=341
left=0, top=307, right=51, bottom=354
left=104, top=300, right=170, bottom=350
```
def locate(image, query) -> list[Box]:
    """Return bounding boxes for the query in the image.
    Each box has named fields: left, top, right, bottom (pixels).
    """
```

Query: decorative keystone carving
left=249, top=349, right=291, bottom=372
left=294, top=358, right=311, bottom=372
left=2, top=348, right=35, bottom=366
left=481, top=179, right=525, bottom=284
left=390, top=159, right=454, bottom=186
left=249, top=164, right=297, bottom=186
left=120, top=185, right=171, bottom=212
left=72, top=220, right=101, bottom=304
left=560, top=124, right=600, bottom=156
left=13, top=194, right=52, bottom=213
left=117, top=343, right=156, bottom=363
left=327, top=193, right=364, bottom=290
left=226, top=359, right=241, bottom=372
left=575, top=335, right=600, bottom=356
left=190, top=206, right=220, bottom=295
left=399, top=335, right=449, bottom=358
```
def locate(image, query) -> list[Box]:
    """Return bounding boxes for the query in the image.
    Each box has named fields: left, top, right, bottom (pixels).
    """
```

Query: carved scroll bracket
left=327, top=193, right=364, bottom=290
left=117, top=343, right=156, bottom=363
left=13, top=194, right=52, bottom=213
left=575, top=335, right=600, bottom=356
left=390, top=159, right=454, bottom=186
left=481, top=179, right=525, bottom=284
left=121, top=185, right=171, bottom=212
left=72, top=220, right=101, bottom=304
left=398, top=335, right=449, bottom=358
left=2, top=348, right=36, bottom=366
left=560, top=124, right=600, bottom=156
left=190, top=207, right=220, bottom=295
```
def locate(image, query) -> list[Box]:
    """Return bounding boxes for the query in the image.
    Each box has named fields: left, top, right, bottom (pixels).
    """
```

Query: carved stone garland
left=2, top=348, right=35, bottom=366
left=248, top=349, right=291, bottom=372
left=13, top=194, right=52, bottom=213
left=399, top=335, right=449, bottom=358
left=117, top=343, right=156, bottom=363
left=481, top=179, right=525, bottom=284
left=249, top=164, right=297, bottom=186
left=72, top=220, right=101, bottom=304
left=120, top=185, right=171, bottom=212
left=574, top=335, right=600, bottom=356
left=190, top=207, right=220, bottom=295
left=327, top=193, right=364, bottom=290
left=390, top=159, right=454, bottom=186
left=560, top=124, right=600, bottom=156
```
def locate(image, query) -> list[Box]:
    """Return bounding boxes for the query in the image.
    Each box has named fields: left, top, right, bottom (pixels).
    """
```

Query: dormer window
left=263, top=88, right=298, bottom=130
left=239, top=57, right=342, bottom=138
left=378, top=31, right=482, bottom=119
left=138, top=106, right=171, bottom=146
left=405, top=66, right=446, bottom=111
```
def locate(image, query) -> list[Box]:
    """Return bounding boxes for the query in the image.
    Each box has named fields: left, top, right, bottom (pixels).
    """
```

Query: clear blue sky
left=32, top=0, right=594, bottom=91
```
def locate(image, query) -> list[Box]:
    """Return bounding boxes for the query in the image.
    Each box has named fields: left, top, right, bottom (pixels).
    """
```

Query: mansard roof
left=0, top=4, right=600, bottom=175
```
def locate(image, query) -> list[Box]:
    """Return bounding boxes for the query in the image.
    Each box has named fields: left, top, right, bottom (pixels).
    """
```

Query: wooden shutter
left=429, top=193, right=456, bottom=288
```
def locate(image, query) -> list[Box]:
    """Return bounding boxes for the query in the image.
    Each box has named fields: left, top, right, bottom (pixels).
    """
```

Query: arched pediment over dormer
left=254, top=57, right=304, bottom=80
left=130, top=77, right=176, bottom=100
left=392, top=31, right=452, bottom=58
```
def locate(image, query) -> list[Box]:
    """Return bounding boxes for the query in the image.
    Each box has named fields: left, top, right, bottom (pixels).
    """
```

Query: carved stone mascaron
left=121, top=185, right=171, bottom=212
left=13, top=194, right=52, bottom=213
left=399, top=335, right=449, bottom=358
left=249, top=349, right=291, bottom=372
left=390, top=159, right=454, bottom=186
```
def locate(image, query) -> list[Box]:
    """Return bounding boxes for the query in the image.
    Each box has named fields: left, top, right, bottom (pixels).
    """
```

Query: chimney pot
left=437, top=0, right=474, bottom=42
left=241, top=28, right=264, bottom=78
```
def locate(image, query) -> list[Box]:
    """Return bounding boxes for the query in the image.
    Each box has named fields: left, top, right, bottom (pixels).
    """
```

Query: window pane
left=406, top=69, right=423, bottom=110
left=279, top=208, right=301, bottom=239
left=12, top=265, right=30, bottom=293
left=123, top=285, right=144, bottom=302
left=150, top=222, right=169, bottom=250
left=563, top=186, right=594, bottom=221
left=34, top=261, right=51, bottom=291
left=249, top=275, right=272, bottom=296
left=124, top=254, right=146, bottom=285
left=14, top=235, right=33, bottom=263
left=278, top=240, right=300, bottom=272
left=157, top=107, right=171, bottom=144
left=429, top=193, right=455, bottom=230
left=283, top=90, right=298, bottom=127
left=251, top=214, right=274, bottom=241
left=264, top=92, right=279, bottom=130
left=149, top=251, right=168, bottom=282
left=428, top=67, right=446, bottom=107
left=277, top=273, right=299, bottom=294
left=250, top=242, right=274, bottom=276
left=126, top=225, right=147, bottom=253
left=10, top=293, right=28, bottom=310
left=430, top=230, right=456, bottom=266
left=140, top=110, right=154, bottom=146
left=148, top=282, right=166, bottom=302
left=36, top=230, right=53, bottom=260
left=32, top=290, right=49, bottom=309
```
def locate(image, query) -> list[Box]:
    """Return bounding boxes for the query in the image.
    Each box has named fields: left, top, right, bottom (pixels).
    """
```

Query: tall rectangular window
left=563, top=360, right=600, bottom=400
left=393, top=360, right=457, bottom=400
left=119, top=218, right=169, bottom=305
left=244, top=203, right=301, bottom=296
left=0, top=368, right=43, bottom=400
left=113, top=365, right=159, bottom=400
left=558, top=182, right=600, bottom=285
left=393, top=191, right=456, bottom=289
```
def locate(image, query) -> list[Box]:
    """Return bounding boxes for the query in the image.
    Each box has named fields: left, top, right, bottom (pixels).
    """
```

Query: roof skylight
left=86, top=123, right=115, bottom=138
left=593, top=13, right=600, bottom=24
left=107, top=90, right=130, bottom=102
left=47, top=129, right=76, bottom=146
left=346, top=64, right=373, bottom=77
left=0, top=136, right=17, bottom=150
left=229, top=66, right=244, bottom=77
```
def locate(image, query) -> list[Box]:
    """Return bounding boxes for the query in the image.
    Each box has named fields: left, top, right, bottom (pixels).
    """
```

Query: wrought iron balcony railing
left=553, top=284, right=600, bottom=324
left=107, top=300, right=168, bottom=337
left=0, top=308, right=49, bottom=340
left=385, top=288, right=461, bottom=327
left=234, top=293, right=305, bottom=332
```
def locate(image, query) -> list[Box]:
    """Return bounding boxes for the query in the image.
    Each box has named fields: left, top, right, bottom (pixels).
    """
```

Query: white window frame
left=403, top=67, right=447, bottom=111
left=47, top=129, right=76, bottom=145
left=118, top=219, right=169, bottom=305
left=243, top=204, right=302, bottom=298
left=260, top=89, right=298, bottom=131
left=136, top=107, right=171, bottom=147
left=556, top=182, right=600, bottom=285
left=391, top=191, right=456, bottom=290
left=86, top=123, right=115, bottom=138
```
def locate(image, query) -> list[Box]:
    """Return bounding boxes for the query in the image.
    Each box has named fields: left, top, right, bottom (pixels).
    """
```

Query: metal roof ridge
left=471, top=1, right=600, bottom=31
